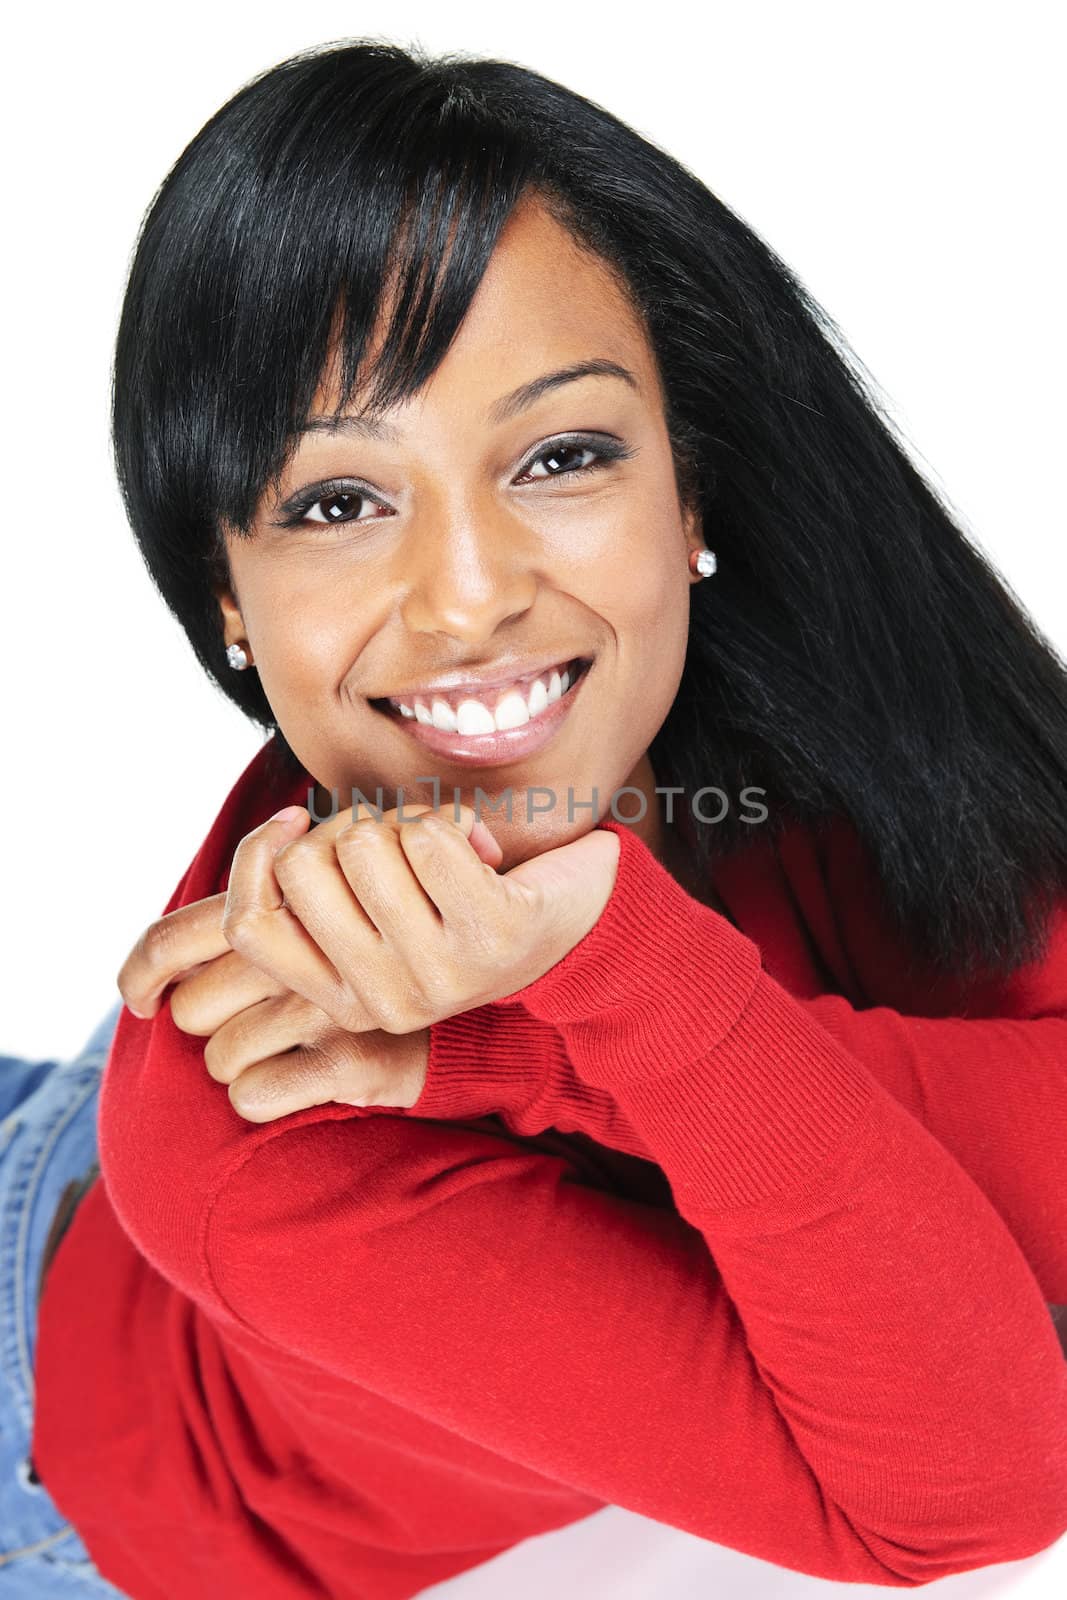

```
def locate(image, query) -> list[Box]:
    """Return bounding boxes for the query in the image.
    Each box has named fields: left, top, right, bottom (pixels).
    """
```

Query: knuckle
left=167, top=986, right=202, bottom=1034
left=140, top=914, right=183, bottom=974
left=203, top=1034, right=236, bottom=1084
left=281, top=991, right=320, bottom=1030
left=335, top=821, right=384, bottom=857
left=451, top=906, right=504, bottom=962
left=373, top=1009, right=410, bottom=1037
left=333, top=991, right=371, bottom=1034
left=370, top=980, right=426, bottom=1036
left=220, top=905, right=265, bottom=951
left=272, top=838, right=311, bottom=879
left=387, top=803, right=431, bottom=825
left=297, top=1038, right=344, bottom=1087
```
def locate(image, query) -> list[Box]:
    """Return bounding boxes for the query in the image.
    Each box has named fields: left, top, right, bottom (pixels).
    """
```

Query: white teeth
left=454, top=699, right=497, bottom=735
left=393, top=660, right=586, bottom=734
left=493, top=690, right=530, bottom=730
left=527, top=677, right=548, bottom=717
left=431, top=697, right=458, bottom=732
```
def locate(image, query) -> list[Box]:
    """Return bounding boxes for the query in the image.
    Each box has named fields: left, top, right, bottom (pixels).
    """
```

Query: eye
left=274, top=481, right=390, bottom=531
left=515, top=436, right=628, bottom=484
left=303, top=489, right=385, bottom=526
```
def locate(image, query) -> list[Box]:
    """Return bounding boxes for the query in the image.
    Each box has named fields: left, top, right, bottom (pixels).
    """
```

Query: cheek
left=608, top=532, right=690, bottom=636
left=250, top=584, right=376, bottom=695
left=577, top=488, right=686, bottom=602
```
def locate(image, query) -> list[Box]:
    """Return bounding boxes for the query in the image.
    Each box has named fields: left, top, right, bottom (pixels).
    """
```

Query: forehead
left=312, top=193, right=658, bottom=417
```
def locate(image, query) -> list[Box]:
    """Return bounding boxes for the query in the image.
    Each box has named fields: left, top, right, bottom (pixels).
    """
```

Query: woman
left=3, top=35, right=1067, bottom=1599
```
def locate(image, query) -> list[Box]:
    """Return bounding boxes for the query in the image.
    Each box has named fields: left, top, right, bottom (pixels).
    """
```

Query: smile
left=369, top=658, right=594, bottom=768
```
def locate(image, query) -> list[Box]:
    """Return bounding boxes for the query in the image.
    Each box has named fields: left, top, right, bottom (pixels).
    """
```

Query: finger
left=465, top=815, right=504, bottom=869
left=168, top=950, right=290, bottom=1037
left=203, top=992, right=328, bottom=1084
left=227, top=1050, right=348, bottom=1123
left=117, top=893, right=231, bottom=1018
left=327, top=815, right=444, bottom=946
left=218, top=1019, right=375, bottom=1123
left=227, top=1028, right=426, bottom=1123
left=223, top=808, right=357, bottom=1021
left=273, top=822, right=438, bottom=1032
left=309, top=794, right=503, bottom=870
left=398, top=810, right=506, bottom=929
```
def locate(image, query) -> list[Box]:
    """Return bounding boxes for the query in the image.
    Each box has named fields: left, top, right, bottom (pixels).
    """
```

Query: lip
left=372, top=658, right=593, bottom=768
left=379, top=654, right=590, bottom=703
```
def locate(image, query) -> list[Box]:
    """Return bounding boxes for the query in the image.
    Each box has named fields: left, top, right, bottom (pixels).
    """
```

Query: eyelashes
left=272, top=433, right=637, bottom=533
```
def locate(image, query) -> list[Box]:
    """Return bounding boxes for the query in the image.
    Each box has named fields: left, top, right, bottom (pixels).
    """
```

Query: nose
left=396, top=502, right=539, bottom=645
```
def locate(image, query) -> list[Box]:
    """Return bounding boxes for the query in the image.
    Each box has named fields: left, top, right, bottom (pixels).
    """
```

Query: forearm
left=493, top=819, right=1067, bottom=1550
left=430, top=993, right=1067, bottom=1303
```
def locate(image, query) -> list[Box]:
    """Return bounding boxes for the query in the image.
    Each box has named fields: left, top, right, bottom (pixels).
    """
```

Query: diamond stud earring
left=688, top=548, right=718, bottom=578
left=226, top=643, right=249, bottom=671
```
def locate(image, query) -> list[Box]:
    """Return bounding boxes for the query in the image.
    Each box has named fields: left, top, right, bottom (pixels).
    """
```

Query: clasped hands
left=117, top=799, right=620, bottom=1123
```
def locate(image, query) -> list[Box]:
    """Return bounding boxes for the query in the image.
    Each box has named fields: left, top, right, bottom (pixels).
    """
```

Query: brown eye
left=275, top=481, right=391, bottom=531
left=515, top=434, right=636, bottom=486
left=527, top=444, right=598, bottom=473
left=305, top=492, right=366, bottom=524
left=520, top=443, right=601, bottom=480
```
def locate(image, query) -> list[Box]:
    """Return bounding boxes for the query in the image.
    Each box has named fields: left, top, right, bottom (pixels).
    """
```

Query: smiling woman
left=5, top=32, right=1067, bottom=1600
left=212, top=195, right=705, bottom=862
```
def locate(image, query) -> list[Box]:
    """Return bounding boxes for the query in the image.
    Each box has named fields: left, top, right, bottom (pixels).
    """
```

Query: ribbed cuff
left=410, top=1002, right=552, bottom=1122
left=501, top=818, right=763, bottom=1088
left=405, top=1003, right=653, bottom=1159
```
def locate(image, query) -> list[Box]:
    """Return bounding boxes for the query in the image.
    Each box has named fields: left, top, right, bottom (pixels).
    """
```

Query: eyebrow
left=298, top=359, right=640, bottom=441
left=487, top=359, right=640, bottom=424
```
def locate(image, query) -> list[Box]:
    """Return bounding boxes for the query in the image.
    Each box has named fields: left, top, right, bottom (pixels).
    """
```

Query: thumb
left=503, top=825, right=621, bottom=942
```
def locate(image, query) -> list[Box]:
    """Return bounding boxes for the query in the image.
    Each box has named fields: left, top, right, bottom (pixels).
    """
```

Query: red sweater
left=33, top=740, right=1067, bottom=1598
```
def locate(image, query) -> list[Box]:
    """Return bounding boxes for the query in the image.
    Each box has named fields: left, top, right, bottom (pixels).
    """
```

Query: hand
left=119, top=798, right=621, bottom=1037
left=117, top=885, right=435, bottom=1121
left=116, top=800, right=502, bottom=1021
left=190, top=963, right=432, bottom=1122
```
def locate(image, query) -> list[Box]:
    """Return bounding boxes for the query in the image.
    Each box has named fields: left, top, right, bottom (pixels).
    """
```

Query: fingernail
left=268, top=805, right=304, bottom=823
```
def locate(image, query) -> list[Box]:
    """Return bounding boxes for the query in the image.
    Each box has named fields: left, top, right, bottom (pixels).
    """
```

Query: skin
left=119, top=192, right=726, bottom=1118
left=215, top=192, right=710, bottom=880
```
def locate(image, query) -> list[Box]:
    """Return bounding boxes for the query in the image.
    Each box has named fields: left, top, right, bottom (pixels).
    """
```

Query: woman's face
left=217, top=194, right=706, bottom=870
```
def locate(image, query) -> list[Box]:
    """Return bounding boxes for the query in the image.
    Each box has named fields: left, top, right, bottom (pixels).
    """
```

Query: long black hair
left=111, top=36, right=1067, bottom=986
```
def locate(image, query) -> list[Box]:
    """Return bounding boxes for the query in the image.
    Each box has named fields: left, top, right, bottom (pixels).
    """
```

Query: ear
left=681, top=499, right=706, bottom=567
left=214, top=585, right=252, bottom=663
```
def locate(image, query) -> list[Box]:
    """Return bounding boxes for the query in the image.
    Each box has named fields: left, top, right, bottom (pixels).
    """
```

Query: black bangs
left=325, top=119, right=532, bottom=430
left=232, top=72, right=542, bottom=533
left=116, top=42, right=539, bottom=555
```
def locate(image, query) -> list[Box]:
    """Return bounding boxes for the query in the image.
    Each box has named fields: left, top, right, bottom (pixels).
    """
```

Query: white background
left=3, top=1, right=1064, bottom=1065
left=2, top=6, right=1064, bottom=1593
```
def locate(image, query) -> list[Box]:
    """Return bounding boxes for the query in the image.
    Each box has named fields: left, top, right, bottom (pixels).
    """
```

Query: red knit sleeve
left=420, top=978, right=1067, bottom=1306
left=416, top=819, right=1067, bottom=1303
left=208, top=820, right=1067, bottom=1586
left=779, top=994, right=1067, bottom=1304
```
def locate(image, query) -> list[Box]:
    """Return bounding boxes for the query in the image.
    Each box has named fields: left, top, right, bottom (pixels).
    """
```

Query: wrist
left=407, top=1002, right=652, bottom=1159
left=409, top=1002, right=551, bottom=1122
